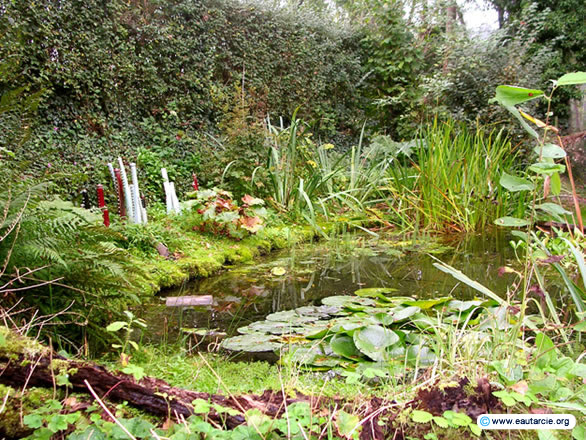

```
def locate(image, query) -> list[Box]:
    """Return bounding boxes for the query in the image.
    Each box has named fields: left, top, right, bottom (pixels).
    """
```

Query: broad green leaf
left=537, top=430, right=558, bottom=440
left=443, top=411, right=472, bottom=427
left=535, top=143, right=566, bottom=159
left=337, top=410, right=360, bottom=437
left=492, top=85, right=544, bottom=106
left=330, top=334, right=361, bottom=359
left=536, top=203, right=570, bottom=217
left=47, top=415, right=69, bottom=433
left=550, top=172, right=561, bottom=195
left=529, top=163, right=565, bottom=175
left=432, top=417, right=449, bottom=428
left=535, top=332, right=555, bottom=369
left=411, top=410, right=433, bottom=423
left=572, top=425, right=585, bottom=440
left=469, top=424, right=482, bottom=436
left=556, top=72, right=586, bottom=86
left=122, top=364, right=145, bottom=381
left=391, top=306, right=421, bottom=322
left=353, top=325, right=399, bottom=361
left=23, top=414, right=44, bottom=429
left=502, top=103, right=539, bottom=139
left=106, top=321, right=126, bottom=332
left=500, top=172, right=534, bottom=192
left=495, top=217, right=530, bottom=227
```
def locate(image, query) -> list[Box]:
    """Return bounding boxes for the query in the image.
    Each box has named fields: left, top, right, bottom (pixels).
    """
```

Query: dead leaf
left=511, top=380, right=528, bottom=395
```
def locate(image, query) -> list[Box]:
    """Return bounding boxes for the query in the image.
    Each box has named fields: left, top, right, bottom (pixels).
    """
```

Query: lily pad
left=354, top=287, right=397, bottom=301
left=270, top=266, right=287, bottom=276
left=265, top=310, right=316, bottom=323
left=391, top=306, right=421, bottom=323
left=330, top=334, right=361, bottom=359
left=353, top=325, right=400, bottom=361
left=221, top=334, right=281, bottom=352
left=401, top=297, right=452, bottom=309
left=321, top=295, right=375, bottom=308
left=239, top=321, right=303, bottom=335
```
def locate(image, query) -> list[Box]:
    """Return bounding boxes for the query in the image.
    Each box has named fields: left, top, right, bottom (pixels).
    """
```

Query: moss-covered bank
left=123, top=212, right=350, bottom=296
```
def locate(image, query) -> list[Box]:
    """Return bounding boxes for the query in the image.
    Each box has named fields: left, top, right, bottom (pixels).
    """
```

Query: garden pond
left=138, top=232, right=523, bottom=345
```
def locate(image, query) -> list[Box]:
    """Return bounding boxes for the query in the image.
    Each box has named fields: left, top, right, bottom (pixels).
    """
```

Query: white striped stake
left=107, top=163, right=116, bottom=188
left=117, top=157, right=134, bottom=222
left=161, top=168, right=173, bottom=215
left=169, top=182, right=181, bottom=214
left=130, top=163, right=143, bottom=224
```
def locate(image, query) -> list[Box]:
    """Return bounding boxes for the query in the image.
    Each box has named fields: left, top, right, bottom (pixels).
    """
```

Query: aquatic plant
left=221, top=287, right=524, bottom=371
left=385, top=119, right=521, bottom=232
left=490, top=72, right=586, bottom=324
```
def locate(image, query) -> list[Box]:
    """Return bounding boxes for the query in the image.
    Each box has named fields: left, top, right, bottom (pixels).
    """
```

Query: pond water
left=138, top=232, right=520, bottom=343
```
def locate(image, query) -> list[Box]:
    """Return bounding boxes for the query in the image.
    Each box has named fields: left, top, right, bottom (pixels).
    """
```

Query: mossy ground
left=120, top=208, right=324, bottom=297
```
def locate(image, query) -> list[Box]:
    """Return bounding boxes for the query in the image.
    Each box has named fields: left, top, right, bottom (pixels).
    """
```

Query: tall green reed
left=386, top=119, right=522, bottom=232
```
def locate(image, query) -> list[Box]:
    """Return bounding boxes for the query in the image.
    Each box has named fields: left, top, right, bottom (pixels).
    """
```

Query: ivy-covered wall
left=0, top=0, right=367, bottom=199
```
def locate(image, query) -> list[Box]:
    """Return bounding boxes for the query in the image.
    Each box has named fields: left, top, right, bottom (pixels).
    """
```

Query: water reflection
left=139, top=233, right=516, bottom=341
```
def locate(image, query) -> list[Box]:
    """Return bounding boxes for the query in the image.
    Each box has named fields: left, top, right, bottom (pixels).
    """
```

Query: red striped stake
left=192, top=173, right=199, bottom=191
left=114, top=168, right=126, bottom=218
left=97, top=184, right=110, bottom=227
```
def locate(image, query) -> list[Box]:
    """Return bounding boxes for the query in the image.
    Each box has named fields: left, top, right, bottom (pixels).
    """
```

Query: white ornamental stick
left=130, top=163, right=142, bottom=224
left=161, top=168, right=173, bottom=214
left=107, top=163, right=116, bottom=188
left=169, top=182, right=181, bottom=214
left=117, top=157, right=134, bottom=221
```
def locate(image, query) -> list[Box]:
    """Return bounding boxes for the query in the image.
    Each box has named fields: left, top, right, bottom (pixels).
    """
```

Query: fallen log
left=0, top=328, right=305, bottom=429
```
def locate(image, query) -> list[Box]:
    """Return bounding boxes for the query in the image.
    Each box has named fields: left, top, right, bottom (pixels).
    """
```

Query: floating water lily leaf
left=391, top=306, right=421, bottom=323
left=330, top=316, right=376, bottom=334
left=401, top=297, right=452, bottom=309
left=265, top=310, right=316, bottom=324
left=353, top=325, right=399, bottom=361
left=387, top=345, right=406, bottom=358
left=295, top=305, right=339, bottom=318
left=330, top=334, right=361, bottom=360
left=354, top=287, right=397, bottom=300
left=373, top=312, right=394, bottom=326
left=239, top=321, right=303, bottom=335
left=283, top=345, right=324, bottom=365
left=304, top=323, right=332, bottom=339
left=221, top=334, right=281, bottom=352
left=270, top=266, right=287, bottom=276
left=321, top=295, right=375, bottom=308
left=446, top=300, right=484, bottom=313
left=406, top=345, right=437, bottom=365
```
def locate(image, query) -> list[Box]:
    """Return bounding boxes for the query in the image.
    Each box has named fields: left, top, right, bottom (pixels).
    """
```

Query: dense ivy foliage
left=0, top=0, right=367, bottom=201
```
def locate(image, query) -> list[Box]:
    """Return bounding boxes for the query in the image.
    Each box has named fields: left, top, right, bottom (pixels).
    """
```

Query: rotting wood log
left=0, top=350, right=306, bottom=429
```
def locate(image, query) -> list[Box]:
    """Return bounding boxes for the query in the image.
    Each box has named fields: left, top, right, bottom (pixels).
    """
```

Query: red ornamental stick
left=97, top=184, right=110, bottom=227
left=192, top=173, right=199, bottom=191
left=114, top=168, right=126, bottom=218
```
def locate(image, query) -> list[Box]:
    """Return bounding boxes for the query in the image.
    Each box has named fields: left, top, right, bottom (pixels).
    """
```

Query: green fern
left=0, top=157, right=147, bottom=350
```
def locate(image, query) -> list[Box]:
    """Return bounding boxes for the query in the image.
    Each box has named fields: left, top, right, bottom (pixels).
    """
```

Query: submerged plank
left=165, top=295, right=213, bottom=307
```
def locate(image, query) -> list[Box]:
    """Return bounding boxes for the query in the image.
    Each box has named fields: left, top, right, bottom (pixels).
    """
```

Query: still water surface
left=139, top=233, right=517, bottom=341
